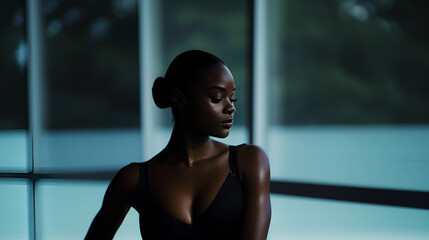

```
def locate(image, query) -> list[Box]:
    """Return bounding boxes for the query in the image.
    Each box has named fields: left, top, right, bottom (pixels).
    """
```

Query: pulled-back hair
left=152, top=50, right=224, bottom=109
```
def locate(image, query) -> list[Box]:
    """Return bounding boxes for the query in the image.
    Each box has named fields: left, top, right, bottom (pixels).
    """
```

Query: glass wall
left=269, top=194, right=429, bottom=240
left=1, top=0, right=428, bottom=239
left=35, top=180, right=139, bottom=239
left=266, top=0, right=429, bottom=191
left=0, top=1, right=31, bottom=238
left=1, top=0, right=251, bottom=239
left=265, top=0, right=429, bottom=238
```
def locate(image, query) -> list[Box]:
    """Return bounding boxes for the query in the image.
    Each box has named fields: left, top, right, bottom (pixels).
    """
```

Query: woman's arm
left=237, top=144, right=271, bottom=240
left=85, top=163, right=140, bottom=240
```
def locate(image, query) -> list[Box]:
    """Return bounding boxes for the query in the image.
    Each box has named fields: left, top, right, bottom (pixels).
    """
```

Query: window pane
left=43, top=0, right=139, bottom=129
left=267, top=0, right=429, bottom=125
left=36, top=180, right=140, bottom=240
left=0, top=179, right=30, bottom=240
left=37, top=129, right=140, bottom=172
left=156, top=0, right=250, bottom=145
left=269, top=194, right=429, bottom=240
left=267, top=0, right=429, bottom=191
left=0, top=2, right=29, bottom=172
left=268, top=126, right=429, bottom=191
left=0, top=130, right=29, bottom=172
left=37, top=0, right=141, bottom=172
left=0, top=1, right=27, bottom=130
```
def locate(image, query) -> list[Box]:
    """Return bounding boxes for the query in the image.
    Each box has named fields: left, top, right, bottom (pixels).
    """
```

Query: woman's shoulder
left=234, top=144, right=270, bottom=178
left=109, top=162, right=141, bottom=194
left=117, top=162, right=141, bottom=178
left=235, top=144, right=269, bottom=162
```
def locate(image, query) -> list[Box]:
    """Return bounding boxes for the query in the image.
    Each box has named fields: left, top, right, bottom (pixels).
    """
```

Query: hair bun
left=152, top=76, right=171, bottom=109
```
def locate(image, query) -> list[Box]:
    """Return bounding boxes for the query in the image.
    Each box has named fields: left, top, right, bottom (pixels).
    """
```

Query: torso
left=136, top=143, right=244, bottom=239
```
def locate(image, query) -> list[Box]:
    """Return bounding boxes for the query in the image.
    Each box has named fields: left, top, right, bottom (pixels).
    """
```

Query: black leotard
left=138, top=145, right=243, bottom=240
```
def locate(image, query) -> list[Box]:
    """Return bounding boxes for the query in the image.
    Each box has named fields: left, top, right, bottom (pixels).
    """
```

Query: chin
left=212, top=130, right=230, bottom=138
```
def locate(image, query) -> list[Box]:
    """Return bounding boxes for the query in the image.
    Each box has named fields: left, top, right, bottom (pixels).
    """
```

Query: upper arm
left=237, top=144, right=271, bottom=240
left=85, top=162, right=140, bottom=239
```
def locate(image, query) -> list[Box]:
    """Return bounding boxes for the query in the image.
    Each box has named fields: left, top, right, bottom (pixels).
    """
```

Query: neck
left=166, top=122, right=214, bottom=167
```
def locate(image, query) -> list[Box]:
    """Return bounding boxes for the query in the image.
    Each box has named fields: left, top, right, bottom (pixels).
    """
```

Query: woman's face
left=184, top=63, right=237, bottom=138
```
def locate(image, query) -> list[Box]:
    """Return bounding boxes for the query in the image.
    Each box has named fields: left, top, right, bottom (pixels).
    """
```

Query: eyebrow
left=207, top=86, right=236, bottom=92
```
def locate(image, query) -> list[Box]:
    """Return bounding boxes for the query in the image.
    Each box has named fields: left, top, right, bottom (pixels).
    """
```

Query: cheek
left=206, top=102, right=225, bottom=118
left=193, top=102, right=222, bottom=124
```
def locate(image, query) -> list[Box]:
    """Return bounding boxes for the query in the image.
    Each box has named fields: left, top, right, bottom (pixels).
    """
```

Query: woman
left=86, top=50, right=271, bottom=239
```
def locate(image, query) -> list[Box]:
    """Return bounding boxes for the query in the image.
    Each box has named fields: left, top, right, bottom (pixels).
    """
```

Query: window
left=265, top=1, right=429, bottom=238
left=0, top=0, right=29, bottom=173
left=1, top=0, right=428, bottom=239
left=266, top=0, right=429, bottom=191
left=38, top=0, right=140, bottom=173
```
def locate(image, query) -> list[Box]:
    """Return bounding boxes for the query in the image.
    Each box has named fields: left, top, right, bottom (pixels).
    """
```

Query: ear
left=171, top=88, right=187, bottom=110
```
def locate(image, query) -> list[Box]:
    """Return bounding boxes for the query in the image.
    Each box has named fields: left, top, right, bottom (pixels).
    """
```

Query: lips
left=220, top=119, right=234, bottom=128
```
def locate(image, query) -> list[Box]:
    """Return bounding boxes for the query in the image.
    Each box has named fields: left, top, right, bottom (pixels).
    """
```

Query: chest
left=139, top=169, right=244, bottom=239
left=137, top=146, right=244, bottom=238
left=146, top=159, right=232, bottom=224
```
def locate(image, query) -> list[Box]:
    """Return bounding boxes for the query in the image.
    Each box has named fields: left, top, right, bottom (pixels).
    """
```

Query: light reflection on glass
left=0, top=179, right=30, bottom=240
left=269, top=194, right=429, bottom=240
left=36, top=180, right=140, bottom=239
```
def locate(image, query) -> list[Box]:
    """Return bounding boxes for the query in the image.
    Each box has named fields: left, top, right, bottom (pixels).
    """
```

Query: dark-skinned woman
left=86, top=50, right=271, bottom=240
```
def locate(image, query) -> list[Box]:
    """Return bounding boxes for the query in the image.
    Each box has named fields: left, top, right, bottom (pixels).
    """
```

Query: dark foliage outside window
left=0, top=0, right=27, bottom=129
left=268, top=0, right=429, bottom=125
left=43, top=0, right=139, bottom=129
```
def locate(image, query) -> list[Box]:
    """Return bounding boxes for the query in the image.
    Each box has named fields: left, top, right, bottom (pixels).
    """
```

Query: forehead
left=196, top=64, right=235, bottom=89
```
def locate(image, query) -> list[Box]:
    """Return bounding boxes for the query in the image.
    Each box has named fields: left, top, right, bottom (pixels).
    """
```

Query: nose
left=223, top=101, right=236, bottom=115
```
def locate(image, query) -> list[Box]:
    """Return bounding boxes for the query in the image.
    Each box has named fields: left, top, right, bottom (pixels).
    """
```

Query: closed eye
left=210, top=97, right=222, bottom=103
left=210, top=97, right=237, bottom=104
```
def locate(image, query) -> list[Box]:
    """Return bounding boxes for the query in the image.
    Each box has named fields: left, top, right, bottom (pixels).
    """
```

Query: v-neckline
left=144, top=146, right=233, bottom=226
left=150, top=172, right=233, bottom=226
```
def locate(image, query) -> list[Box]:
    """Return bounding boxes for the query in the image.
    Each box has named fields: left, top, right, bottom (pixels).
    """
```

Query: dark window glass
left=0, top=1, right=27, bottom=129
left=43, top=0, right=139, bottom=129
left=268, top=0, right=429, bottom=125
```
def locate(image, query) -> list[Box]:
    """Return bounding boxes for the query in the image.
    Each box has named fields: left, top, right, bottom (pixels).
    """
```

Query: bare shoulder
left=236, top=144, right=269, bottom=166
left=235, top=144, right=270, bottom=178
left=108, top=162, right=140, bottom=200
left=115, top=162, right=140, bottom=184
